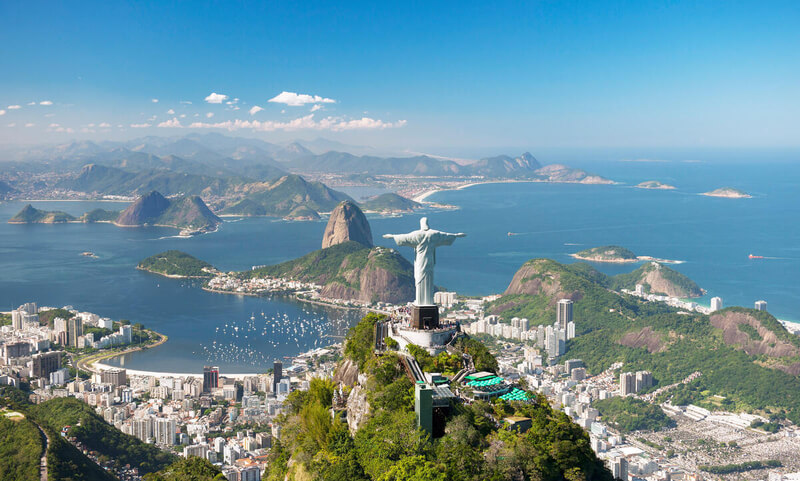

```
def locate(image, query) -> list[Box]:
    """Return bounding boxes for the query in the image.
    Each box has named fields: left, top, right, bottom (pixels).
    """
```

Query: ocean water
left=1, top=159, right=799, bottom=372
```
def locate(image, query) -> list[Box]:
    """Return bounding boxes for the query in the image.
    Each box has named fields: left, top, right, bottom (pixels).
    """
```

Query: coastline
left=136, top=265, right=212, bottom=279
left=412, top=178, right=615, bottom=203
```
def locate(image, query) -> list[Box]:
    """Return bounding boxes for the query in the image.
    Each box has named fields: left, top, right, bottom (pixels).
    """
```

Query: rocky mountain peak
left=321, top=201, right=373, bottom=249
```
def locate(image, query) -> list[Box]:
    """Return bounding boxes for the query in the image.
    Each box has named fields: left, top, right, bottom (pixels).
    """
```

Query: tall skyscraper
left=272, top=360, right=283, bottom=394
left=557, top=299, right=573, bottom=329
left=755, top=300, right=767, bottom=311
left=11, top=310, right=23, bottom=331
left=710, top=297, right=723, bottom=312
left=619, top=372, right=636, bottom=396
left=154, top=417, right=177, bottom=445
left=32, top=351, right=62, bottom=379
left=67, top=317, right=83, bottom=347
left=203, top=366, right=219, bottom=392
left=635, top=371, right=653, bottom=392
left=612, top=456, right=628, bottom=480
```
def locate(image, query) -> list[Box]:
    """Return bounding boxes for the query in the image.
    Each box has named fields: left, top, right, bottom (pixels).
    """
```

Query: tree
left=377, top=456, right=447, bottom=481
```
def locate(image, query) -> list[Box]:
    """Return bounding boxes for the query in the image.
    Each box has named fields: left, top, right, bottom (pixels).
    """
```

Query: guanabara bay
left=2, top=3, right=800, bottom=481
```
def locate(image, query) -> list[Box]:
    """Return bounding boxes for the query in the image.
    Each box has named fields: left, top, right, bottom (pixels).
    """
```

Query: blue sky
left=1, top=1, right=798, bottom=154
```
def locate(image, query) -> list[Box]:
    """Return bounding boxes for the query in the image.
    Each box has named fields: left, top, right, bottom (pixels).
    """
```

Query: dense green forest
left=138, top=250, right=215, bottom=278
left=31, top=397, right=177, bottom=475
left=265, top=312, right=613, bottom=481
left=0, top=415, right=42, bottom=481
left=143, top=457, right=226, bottom=481
left=593, top=397, right=675, bottom=433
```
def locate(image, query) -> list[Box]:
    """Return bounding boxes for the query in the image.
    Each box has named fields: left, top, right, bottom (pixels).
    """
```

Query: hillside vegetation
left=245, top=241, right=415, bottom=304
left=488, top=259, right=800, bottom=422
left=31, top=397, right=177, bottom=475
left=139, top=250, right=215, bottom=278
left=265, top=312, right=613, bottom=481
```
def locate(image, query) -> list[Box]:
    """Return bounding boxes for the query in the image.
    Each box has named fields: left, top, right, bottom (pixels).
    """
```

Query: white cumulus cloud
left=187, top=114, right=406, bottom=132
left=158, top=118, right=183, bottom=128
left=27, top=101, right=36, bottom=106
left=166, top=109, right=175, bottom=114
left=268, top=91, right=336, bottom=107
left=204, top=92, right=228, bottom=104
left=0, top=110, right=5, bottom=116
left=249, top=106, right=264, bottom=116
left=40, top=100, right=53, bottom=106
left=7, top=123, right=16, bottom=127
left=25, top=123, right=35, bottom=127
left=98, top=122, right=111, bottom=128
left=151, top=98, right=159, bottom=103
left=7, top=105, right=21, bottom=110
left=206, top=112, right=214, bottom=118
left=130, top=123, right=151, bottom=128
left=310, top=104, right=323, bottom=112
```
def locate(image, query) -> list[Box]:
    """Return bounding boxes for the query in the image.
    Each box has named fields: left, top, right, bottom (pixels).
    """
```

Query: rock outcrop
left=115, top=191, right=171, bottom=226
left=115, top=190, right=221, bottom=232
left=319, top=246, right=415, bottom=304
left=502, top=258, right=583, bottom=303
left=321, top=200, right=373, bottom=249
left=346, top=383, right=370, bottom=435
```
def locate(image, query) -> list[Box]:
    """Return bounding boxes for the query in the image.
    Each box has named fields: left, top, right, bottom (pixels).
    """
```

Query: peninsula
left=636, top=180, right=676, bottom=190
left=571, top=245, right=639, bottom=263
left=702, top=187, right=752, bottom=199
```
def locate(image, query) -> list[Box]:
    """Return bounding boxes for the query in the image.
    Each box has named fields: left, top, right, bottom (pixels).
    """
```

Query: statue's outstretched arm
left=382, top=234, right=395, bottom=239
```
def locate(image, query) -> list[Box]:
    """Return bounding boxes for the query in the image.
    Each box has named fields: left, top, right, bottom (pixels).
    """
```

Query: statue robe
left=390, top=229, right=459, bottom=306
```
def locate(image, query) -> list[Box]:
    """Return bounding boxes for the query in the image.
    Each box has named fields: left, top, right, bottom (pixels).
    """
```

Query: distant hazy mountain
left=59, top=164, right=245, bottom=197
left=0, top=179, right=16, bottom=199
left=221, top=174, right=352, bottom=218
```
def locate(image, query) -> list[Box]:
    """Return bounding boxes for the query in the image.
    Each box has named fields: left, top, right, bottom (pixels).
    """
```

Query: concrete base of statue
left=411, top=304, right=440, bottom=330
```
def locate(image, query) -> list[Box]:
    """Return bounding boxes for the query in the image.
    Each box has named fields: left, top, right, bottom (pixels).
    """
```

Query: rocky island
left=115, top=190, right=222, bottom=234
left=702, top=187, right=752, bottom=199
left=137, top=250, right=218, bottom=278
left=636, top=180, right=676, bottom=190
left=8, top=190, right=221, bottom=234
left=571, top=245, right=639, bottom=263
left=8, top=204, right=121, bottom=224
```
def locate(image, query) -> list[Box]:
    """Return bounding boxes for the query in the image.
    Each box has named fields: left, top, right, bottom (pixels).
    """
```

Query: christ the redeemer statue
left=383, top=217, right=465, bottom=306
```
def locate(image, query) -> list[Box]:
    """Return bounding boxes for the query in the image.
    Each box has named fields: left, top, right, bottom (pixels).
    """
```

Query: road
left=35, top=423, right=49, bottom=481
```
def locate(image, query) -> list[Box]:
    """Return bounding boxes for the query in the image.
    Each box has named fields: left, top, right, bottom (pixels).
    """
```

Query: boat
left=749, top=254, right=764, bottom=259
left=507, top=232, right=517, bottom=237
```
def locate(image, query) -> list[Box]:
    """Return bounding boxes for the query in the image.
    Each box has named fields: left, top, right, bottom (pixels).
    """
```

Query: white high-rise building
left=11, top=310, right=24, bottom=330
left=566, top=321, right=576, bottom=340
left=557, top=299, right=573, bottom=329
left=154, top=417, right=177, bottom=445
left=755, top=300, right=768, bottom=311
left=710, top=297, right=723, bottom=312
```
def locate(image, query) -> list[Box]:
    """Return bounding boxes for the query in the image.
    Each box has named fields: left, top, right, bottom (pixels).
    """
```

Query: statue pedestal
left=411, top=305, right=439, bottom=330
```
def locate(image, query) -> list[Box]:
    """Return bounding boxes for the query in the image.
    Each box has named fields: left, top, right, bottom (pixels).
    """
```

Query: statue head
left=420, top=217, right=430, bottom=231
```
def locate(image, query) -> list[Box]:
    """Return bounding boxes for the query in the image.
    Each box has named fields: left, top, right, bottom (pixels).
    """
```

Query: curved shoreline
left=413, top=178, right=616, bottom=202
left=76, top=329, right=168, bottom=375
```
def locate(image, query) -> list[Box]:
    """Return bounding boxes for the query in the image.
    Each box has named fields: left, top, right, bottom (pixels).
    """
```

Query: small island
left=571, top=245, right=639, bottom=263
left=8, top=204, right=121, bottom=224
left=636, top=180, right=676, bottom=190
left=359, top=193, right=422, bottom=213
left=137, top=250, right=218, bottom=278
left=702, top=187, right=752, bottom=199
left=8, top=191, right=222, bottom=235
